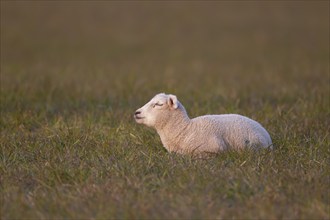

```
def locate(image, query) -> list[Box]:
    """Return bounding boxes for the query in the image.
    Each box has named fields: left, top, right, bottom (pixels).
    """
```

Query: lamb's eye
left=154, top=103, right=163, bottom=107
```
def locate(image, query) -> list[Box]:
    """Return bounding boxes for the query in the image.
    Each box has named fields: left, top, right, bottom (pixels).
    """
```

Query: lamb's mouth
left=134, top=116, right=145, bottom=120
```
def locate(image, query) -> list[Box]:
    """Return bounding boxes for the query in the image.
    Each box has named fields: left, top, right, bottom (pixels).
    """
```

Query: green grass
left=1, top=1, right=329, bottom=219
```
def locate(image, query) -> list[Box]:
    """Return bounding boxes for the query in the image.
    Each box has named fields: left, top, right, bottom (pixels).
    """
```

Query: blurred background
left=1, top=1, right=329, bottom=114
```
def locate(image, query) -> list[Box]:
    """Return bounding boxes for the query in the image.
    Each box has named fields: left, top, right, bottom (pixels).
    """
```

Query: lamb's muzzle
left=134, top=110, right=144, bottom=121
left=134, top=110, right=141, bottom=117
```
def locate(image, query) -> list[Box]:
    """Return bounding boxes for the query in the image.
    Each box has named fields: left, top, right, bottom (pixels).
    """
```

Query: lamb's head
left=134, top=93, right=185, bottom=129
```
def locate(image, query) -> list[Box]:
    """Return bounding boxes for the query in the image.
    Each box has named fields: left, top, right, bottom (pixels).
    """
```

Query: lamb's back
left=191, top=114, right=272, bottom=149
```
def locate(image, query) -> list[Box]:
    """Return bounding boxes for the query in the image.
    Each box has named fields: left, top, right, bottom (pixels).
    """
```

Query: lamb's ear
left=167, top=94, right=178, bottom=109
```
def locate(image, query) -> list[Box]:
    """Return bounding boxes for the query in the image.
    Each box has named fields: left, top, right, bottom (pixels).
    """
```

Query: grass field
left=1, top=1, right=329, bottom=219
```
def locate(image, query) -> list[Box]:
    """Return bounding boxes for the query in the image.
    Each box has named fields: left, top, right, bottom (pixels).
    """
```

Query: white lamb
left=134, top=93, right=272, bottom=154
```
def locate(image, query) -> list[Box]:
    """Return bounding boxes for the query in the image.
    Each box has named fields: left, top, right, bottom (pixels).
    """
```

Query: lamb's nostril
left=135, top=111, right=141, bottom=115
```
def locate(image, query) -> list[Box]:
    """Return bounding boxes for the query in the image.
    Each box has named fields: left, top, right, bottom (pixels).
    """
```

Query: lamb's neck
left=157, top=113, right=191, bottom=152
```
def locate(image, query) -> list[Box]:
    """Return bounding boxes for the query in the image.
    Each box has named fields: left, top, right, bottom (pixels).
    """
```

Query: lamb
left=134, top=93, right=272, bottom=154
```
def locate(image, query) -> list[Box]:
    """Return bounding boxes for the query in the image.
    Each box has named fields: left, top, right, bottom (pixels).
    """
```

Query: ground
left=1, top=1, right=329, bottom=219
